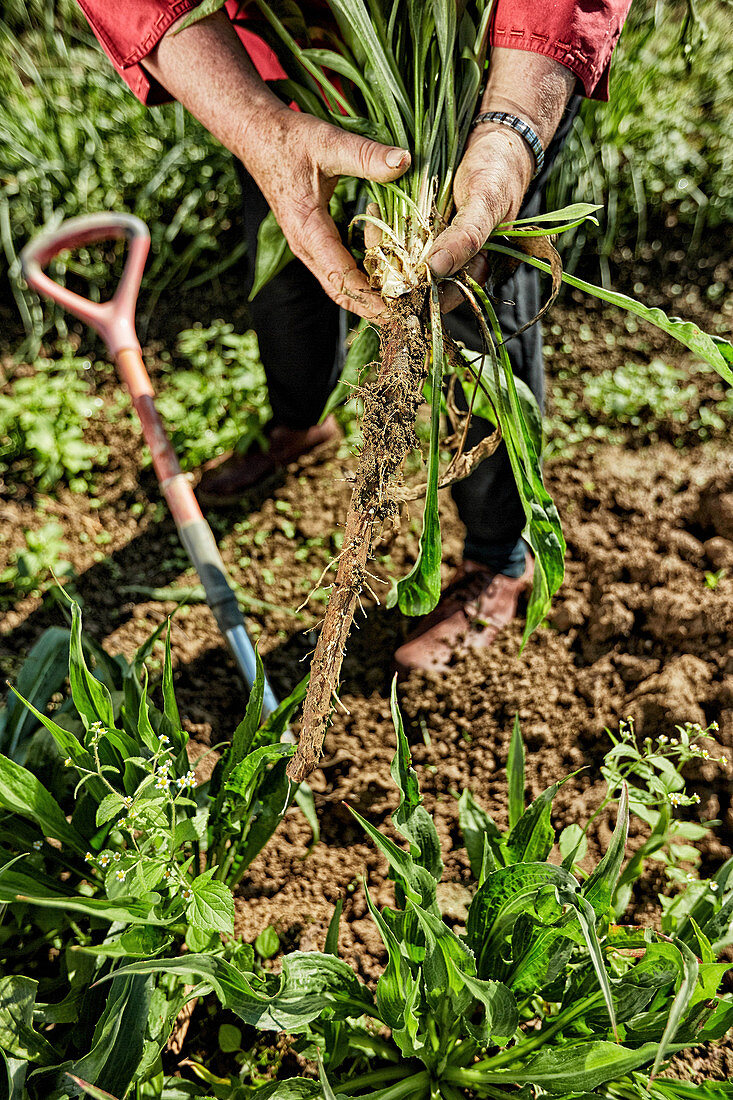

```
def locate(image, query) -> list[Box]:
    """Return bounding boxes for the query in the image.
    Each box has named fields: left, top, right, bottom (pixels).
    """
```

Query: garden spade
left=21, top=212, right=279, bottom=717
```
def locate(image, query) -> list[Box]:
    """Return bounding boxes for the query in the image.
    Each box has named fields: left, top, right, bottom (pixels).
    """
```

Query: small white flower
left=710, top=882, right=719, bottom=892
left=669, top=792, right=684, bottom=807
left=112, top=851, right=121, bottom=862
left=163, top=867, right=172, bottom=879
left=670, top=738, right=679, bottom=746
left=692, top=793, right=701, bottom=804
left=114, top=869, right=126, bottom=882
left=159, top=735, right=170, bottom=745
left=123, top=796, right=133, bottom=808
left=657, top=735, right=668, bottom=745
left=176, top=769, right=197, bottom=790
left=32, top=840, right=42, bottom=851
left=182, top=887, right=193, bottom=901
left=720, top=757, right=729, bottom=768
left=686, top=873, right=695, bottom=882
left=701, top=749, right=711, bottom=760
left=126, top=806, right=139, bottom=821
left=64, top=757, right=73, bottom=767
left=99, top=853, right=111, bottom=867
left=711, top=721, right=720, bottom=732
left=155, top=774, right=171, bottom=790
left=85, top=852, right=93, bottom=863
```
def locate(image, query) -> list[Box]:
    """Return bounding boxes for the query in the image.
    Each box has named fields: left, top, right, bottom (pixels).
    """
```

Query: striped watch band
left=472, top=110, right=545, bottom=179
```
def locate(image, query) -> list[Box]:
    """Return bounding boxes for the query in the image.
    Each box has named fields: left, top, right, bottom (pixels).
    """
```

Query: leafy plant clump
left=113, top=684, right=733, bottom=1099
left=215, top=0, right=733, bottom=783
left=0, top=596, right=308, bottom=1099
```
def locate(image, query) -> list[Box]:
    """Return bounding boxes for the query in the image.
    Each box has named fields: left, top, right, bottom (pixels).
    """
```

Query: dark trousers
left=237, top=98, right=580, bottom=575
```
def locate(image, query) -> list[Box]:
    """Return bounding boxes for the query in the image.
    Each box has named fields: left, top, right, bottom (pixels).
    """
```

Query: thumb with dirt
left=245, top=111, right=411, bottom=320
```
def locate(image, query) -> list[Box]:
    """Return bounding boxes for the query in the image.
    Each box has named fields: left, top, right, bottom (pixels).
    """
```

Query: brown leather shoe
left=196, top=416, right=340, bottom=506
left=394, top=552, right=534, bottom=675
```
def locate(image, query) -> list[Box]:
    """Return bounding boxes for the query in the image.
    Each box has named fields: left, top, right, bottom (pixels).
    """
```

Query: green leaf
left=160, top=623, right=185, bottom=753
left=349, top=804, right=438, bottom=911
left=225, top=743, right=294, bottom=816
left=255, top=925, right=280, bottom=960
left=559, top=824, right=588, bottom=868
left=364, top=885, right=419, bottom=1045
left=0, top=975, right=58, bottom=1064
left=467, top=863, right=579, bottom=978
left=65, top=1076, right=121, bottom=1100
left=465, top=279, right=565, bottom=643
left=73, top=927, right=173, bottom=959
left=73, top=975, right=152, bottom=1098
left=186, top=873, right=235, bottom=936
left=410, top=901, right=475, bottom=1016
left=0, top=626, right=68, bottom=759
left=505, top=775, right=566, bottom=865
left=69, top=600, right=116, bottom=731
left=583, top=783, right=629, bottom=917
left=651, top=937, right=700, bottom=1076
left=222, top=647, right=265, bottom=784
left=249, top=210, right=294, bottom=301
left=486, top=241, right=733, bottom=386
left=218, top=1023, right=242, bottom=1053
left=507, top=715, right=525, bottom=831
left=458, top=789, right=501, bottom=878
left=325, top=899, right=342, bottom=957
left=569, top=893, right=618, bottom=1039
left=389, top=678, right=442, bottom=880
left=467, top=1040, right=663, bottom=1091
left=453, top=965, right=518, bottom=1046
left=96, top=793, right=125, bottom=828
left=0, top=752, right=86, bottom=854
left=320, top=319, right=380, bottom=421
left=392, top=280, right=444, bottom=615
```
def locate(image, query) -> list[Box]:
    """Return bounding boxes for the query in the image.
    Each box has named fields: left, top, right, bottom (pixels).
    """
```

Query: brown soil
left=1, top=255, right=732, bottom=1082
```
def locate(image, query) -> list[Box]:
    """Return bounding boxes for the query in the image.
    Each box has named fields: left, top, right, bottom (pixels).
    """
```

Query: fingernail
left=386, top=148, right=409, bottom=169
left=429, top=249, right=453, bottom=277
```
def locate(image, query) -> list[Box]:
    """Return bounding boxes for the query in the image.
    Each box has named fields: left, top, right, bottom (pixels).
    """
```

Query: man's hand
left=144, top=8, right=409, bottom=320
left=243, top=109, right=410, bottom=319
left=429, top=48, right=576, bottom=312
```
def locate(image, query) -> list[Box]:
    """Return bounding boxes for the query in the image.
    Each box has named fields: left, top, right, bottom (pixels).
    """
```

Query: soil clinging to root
left=289, top=285, right=430, bottom=782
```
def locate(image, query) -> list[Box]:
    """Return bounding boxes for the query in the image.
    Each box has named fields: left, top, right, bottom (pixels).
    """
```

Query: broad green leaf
left=583, top=784, right=629, bottom=917
left=467, top=863, right=579, bottom=978
left=410, top=901, right=475, bottom=1016
left=255, top=926, right=280, bottom=960
left=453, top=965, right=518, bottom=1046
left=466, top=1040, right=663, bottom=1091
left=0, top=753, right=86, bottom=854
left=96, top=793, right=125, bottom=828
left=507, top=715, right=525, bottom=831
left=320, top=319, right=380, bottom=421
left=458, top=789, right=501, bottom=878
left=160, top=623, right=185, bottom=754
left=486, top=241, right=733, bottom=386
left=73, top=975, right=152, bottom=1098
left=0, top=975, right=58, bottom=1064
left=223, top=647, right=265, bottom=783
left=569, top=893, right=618, bottom=1039
left=389, top=679, right=442, bottom=880
left=364, top=886, right=418, bottom=1043
left=8, top=687, right=89, bottom=769
left=0, top=626, right=68, bottom=759
left=559, top=824, right=588, bottom=868
left=74, top=926, right=173, bottom=959
left=392, top=280, right=444, bottom=615
left=225, top=743, right=294, bottom=815
left=6, top=883, right=170, bottom=926
left=508, top=912, right=575, bottom=996
left=249, top=210, right=294, bottom=301
left=186, top=872, right=235, bottom=936
left=505, top=775, right=566, bottom=865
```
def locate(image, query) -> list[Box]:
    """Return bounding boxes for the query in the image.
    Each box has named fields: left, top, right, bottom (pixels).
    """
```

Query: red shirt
left=76, top=0, right=631, bottom=106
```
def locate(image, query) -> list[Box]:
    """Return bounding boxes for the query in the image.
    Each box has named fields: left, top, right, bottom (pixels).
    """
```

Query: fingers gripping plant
left=190, top=0, right=733, bottom=783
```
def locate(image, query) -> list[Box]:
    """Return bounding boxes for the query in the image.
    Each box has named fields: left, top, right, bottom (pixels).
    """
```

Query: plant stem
left=337, top=1066, right=412, bottom=1094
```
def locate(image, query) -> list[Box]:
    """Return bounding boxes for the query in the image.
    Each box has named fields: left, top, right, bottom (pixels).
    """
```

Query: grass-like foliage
left=0, top=597, right=308, bottom=1099
left=111, top=683, right=733, bottom=1098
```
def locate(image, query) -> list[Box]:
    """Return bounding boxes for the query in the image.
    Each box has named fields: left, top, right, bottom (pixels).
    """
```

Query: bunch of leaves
left=0, top=595, right=308, bottom=1099
left=0, top=352, right=107, bottom=492
left=152, top=322, right=271, bottom=472
left=113, top=685, right=733, bottom=1099
left=547, top=0, right=733, bottom=279
left=0, top=522, right=74, bottom=605
left=0, top=6, right=239, bottom=355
